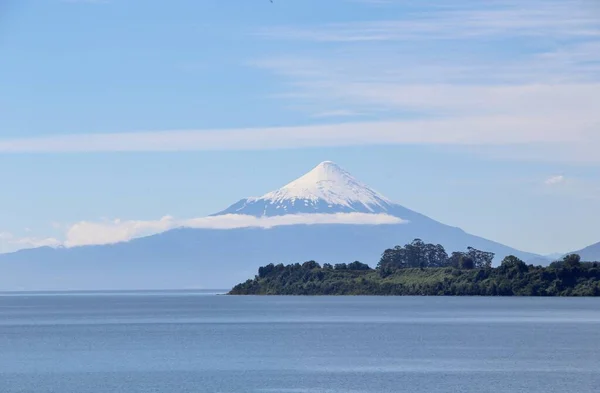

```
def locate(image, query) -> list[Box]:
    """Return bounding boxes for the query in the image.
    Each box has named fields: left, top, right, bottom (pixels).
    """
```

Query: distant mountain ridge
left=571, top=241, right=600, bottom=262
left=526, top=246, right=600, bottom=265
left=0, top=161, right=542, bottom=291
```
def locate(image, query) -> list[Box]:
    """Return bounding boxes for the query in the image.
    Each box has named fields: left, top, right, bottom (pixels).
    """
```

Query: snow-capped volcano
left=0, top=160, right=542, bottom=291
left=215, top=161, right=396, bottom=217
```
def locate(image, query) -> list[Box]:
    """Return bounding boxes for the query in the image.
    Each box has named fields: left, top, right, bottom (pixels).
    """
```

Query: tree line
left=378, top=239, right=494, bottom=273
left=230, top=239, right=600, bottom=296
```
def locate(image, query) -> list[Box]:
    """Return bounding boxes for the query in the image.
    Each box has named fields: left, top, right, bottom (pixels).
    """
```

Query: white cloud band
left=63, top=213, right=406, bottom=247
left=0, top=110, right=596, bottom=155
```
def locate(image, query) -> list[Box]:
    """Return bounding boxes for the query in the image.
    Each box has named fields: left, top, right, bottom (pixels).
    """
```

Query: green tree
left=424, top=243, right=449, bottom=267
left=563, top=254, right=581, bottom=268
left=347, top=261, right=371, bottom=271
left=498, top=255, right=528, bottom=278
left=258, top=263, right=276, bottom=278
left=467, top=247, right=495, bottom=269
left=406, top=238, right=426, bottom=268
left=302, top=260, right=320, bottom=270
left=448, top=251, right=465, bottom=268
left=459, top=255, right=475, bottom=270
left=378, top=245, right=408, bottom=270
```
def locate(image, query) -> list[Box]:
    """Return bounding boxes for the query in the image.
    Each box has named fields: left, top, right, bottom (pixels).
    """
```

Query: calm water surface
left=1, top=292, right=599, bottom=392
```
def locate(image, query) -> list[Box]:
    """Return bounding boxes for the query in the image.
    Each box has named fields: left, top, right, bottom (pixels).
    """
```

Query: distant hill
left=0, top=161, right=540, bottom=291
left=571, top=241, right=600, bottom=262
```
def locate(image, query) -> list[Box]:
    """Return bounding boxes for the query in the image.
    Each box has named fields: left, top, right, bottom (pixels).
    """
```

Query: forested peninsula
left=229, top=239, right=600, bottom=296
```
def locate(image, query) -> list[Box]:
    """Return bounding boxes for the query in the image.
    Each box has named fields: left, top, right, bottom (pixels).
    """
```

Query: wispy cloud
left=1, top=0, right=597, bottom=165
left=544, top=175, right=565, bottom=186
left=0, top=232, right=60, bottom=253
left=260, top=6, right=600, bottom=43
left=0, top=213, right=405, bottom=252
left=0, top=113, right=596, bottom=160
left=63, top=216, right=176, bottom=248
left=245, top=0, right=600, bottom=163
left=64, top=213, right=405, bottom=247
left=260, top=2, right=600, bottom=42
left=539, top=175, right=600, bottom=201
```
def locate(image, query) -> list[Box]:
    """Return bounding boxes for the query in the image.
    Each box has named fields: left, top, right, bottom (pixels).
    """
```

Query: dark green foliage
left=377, top=239, right=450, bottom=271
left=466, top=247, right=494, bottom=269
left=347, top=261, right=371, bottom=271
left=302, top=260, right=321, bottom=270
left=458, top=255, right=475, bottom=270
left=258, top=263, right=276, bottom=278
left=230, top=241, right=600, bottom=296
left=376, top=240, right=494, bottom=271
left=448, top=251, right=462, bottom=268
left=498, top=255, right=529, bottom=278
left=563, top=254, right=581, bottom=268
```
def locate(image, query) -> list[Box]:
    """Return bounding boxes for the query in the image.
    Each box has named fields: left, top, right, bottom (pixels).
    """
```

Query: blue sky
left=0, top=0, right=599, bottom=255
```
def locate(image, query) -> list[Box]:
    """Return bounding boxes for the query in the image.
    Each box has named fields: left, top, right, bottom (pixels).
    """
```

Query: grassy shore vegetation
left=229, top=239, right=600, bottom=296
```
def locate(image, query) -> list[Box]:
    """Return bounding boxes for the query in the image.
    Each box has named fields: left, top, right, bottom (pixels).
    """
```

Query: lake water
left=1, top=292, right=599, bottom=392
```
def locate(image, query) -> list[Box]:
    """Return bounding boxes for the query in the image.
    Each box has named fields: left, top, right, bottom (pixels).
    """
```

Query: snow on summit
left=214, top=161, right=397, bottom=217
left=258, top=161, right=392, bottom=210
